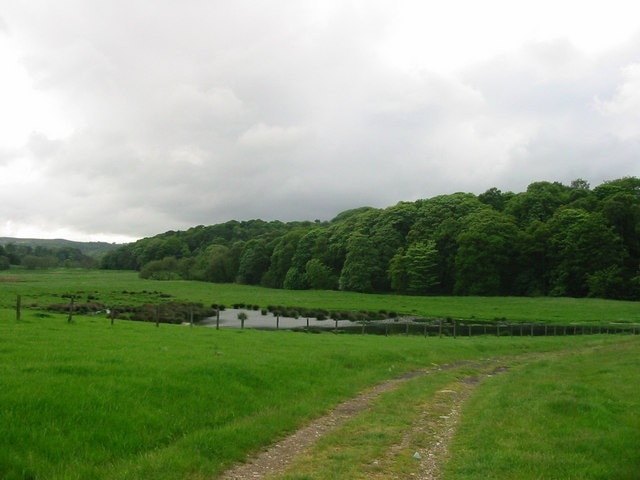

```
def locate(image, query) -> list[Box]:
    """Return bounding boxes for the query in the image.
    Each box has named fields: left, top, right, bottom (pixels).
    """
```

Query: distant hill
left=0, top=237, right=123, bottom=258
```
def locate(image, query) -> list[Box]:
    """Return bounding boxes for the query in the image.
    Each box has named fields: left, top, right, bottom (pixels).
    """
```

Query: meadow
left=1, top=269, right=639, bottom=324
left=0, top=269, right=638, bottom=479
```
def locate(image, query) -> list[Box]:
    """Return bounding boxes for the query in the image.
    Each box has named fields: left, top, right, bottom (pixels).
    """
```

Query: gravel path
left=218, top=363, right=507, bottom=479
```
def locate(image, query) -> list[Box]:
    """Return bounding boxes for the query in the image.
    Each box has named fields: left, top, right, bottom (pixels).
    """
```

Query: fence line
left=346, top=320, right=639, bottom=337
left=12, top=294, right=639, bottom=337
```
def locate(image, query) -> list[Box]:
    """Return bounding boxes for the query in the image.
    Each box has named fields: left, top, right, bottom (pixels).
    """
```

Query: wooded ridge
left=99, top=177, right=640, bottom=300
left=0, top=238, right=120, bottom=269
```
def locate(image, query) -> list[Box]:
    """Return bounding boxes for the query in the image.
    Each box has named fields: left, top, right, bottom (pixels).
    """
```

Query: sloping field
left=1, top=306, right=637, bottom=479
left=0, top=270, right=638, bottom=478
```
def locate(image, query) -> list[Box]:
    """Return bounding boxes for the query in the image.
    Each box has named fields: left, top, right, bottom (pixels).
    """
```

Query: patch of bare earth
left=218, top=364, right=507, bottom=480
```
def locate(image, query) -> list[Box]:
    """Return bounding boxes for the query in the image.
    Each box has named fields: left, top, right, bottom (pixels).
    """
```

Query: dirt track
left=219, top=362, right=507, bottom=479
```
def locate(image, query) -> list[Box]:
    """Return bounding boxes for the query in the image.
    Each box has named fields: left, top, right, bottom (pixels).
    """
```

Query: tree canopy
left=100, top=177, right=640, bottom=300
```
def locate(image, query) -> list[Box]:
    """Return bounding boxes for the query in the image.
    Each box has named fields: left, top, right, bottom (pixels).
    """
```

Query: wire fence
left=334, top=319, right=639, bottom=337
left=14, top=295, right=640, bottom=337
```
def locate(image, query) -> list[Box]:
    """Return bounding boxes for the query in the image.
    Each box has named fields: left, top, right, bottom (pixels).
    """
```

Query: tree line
left=0, top=243, right=98, bottom=270
left=101, top=177, right=640, bottom=300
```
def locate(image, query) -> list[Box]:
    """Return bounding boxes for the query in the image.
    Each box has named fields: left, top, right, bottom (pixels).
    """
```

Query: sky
left=1, top=1, right=639, bottom=243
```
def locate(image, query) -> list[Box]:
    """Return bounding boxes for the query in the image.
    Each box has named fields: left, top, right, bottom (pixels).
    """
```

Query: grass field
left=1, top=269, right=639, bottom=324
left=445, top=340, right=640, bottom=479
left=273, top=339, right=640, bottom=479
left=0, top=269, right=638, bottom=478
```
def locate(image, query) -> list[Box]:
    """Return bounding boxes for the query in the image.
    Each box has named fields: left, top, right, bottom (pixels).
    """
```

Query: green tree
left=587, top=265, right=626, bottom=299
left=547, top=209, right=624, bottom=297
left=0, top=246, right=8, bottom=270
left=284, top=229, right=324, bottom=290
left=407, top=193, right=488, bottom=294
left=454, top=210, right=519, bottom=295
left=101, top=244, right=138, bottom=270
left=139, top=256, right=182, bottom=280
left=388, top=248, right=408, bottom=293
left=369, top=203, right=417, bottom=291
left=478, top=187, right=514, bottom=211
left=598, top=186, right=640, bottom=273
left=504, top=181, right=572, bottom=227
left=339, top=233, right=378, bottom=292
left=304, top=259, right=337, bottom=290
left=237, top=311, right=247, bottom=329
left=236, top=239, right=271, bottom=285
left=192, top=244, right=236, bottom=282
left=261, top=230, right=304, bottom=288
left=22, top=254, right=55, bottom=270
left=513, top=220, right=552, bottom=295
left=405, top=240, right=440, bottom=295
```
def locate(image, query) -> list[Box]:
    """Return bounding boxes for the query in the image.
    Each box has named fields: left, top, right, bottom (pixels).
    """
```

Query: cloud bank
left=1, top=1, right=639, bottom=242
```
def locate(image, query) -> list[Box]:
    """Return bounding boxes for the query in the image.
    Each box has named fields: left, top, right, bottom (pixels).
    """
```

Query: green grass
left=1, top=270, right=638, bottom=478
left=444, top=340, right=640, bottom=479
left=277, top=364, right=472, bottom=479
left=273, top=338, right=640, bottom=480
left=1, top=269, right=639, bottom=324
left=0, top=307, right=629, bottom=479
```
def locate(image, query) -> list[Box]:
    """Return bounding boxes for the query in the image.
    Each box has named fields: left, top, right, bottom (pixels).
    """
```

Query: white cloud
left=238, top=123, right=306, bottom=150
left=1, top=1, right=639, bottom=242
left=595, top=64, right=640, bottom=140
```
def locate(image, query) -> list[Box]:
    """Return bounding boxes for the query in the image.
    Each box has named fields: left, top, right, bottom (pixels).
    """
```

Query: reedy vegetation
left=101, top=177, right=640, bottom=300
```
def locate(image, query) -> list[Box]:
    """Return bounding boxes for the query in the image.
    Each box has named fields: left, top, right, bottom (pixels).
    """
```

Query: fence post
left=155, top=305, right=160, bottom=327
left=67, top=296, right=74, bottom=323
left=16, top=294, right=21, bottom=321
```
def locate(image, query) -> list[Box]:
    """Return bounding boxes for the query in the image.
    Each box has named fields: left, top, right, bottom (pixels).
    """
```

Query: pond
left=199, top=308, right=358, bottom=330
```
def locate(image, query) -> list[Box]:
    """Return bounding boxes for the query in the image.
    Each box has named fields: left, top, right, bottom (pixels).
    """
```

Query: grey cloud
left=2, top=2, right=640, bottom=241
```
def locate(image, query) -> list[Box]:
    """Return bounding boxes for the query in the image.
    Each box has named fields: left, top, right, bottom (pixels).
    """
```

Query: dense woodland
left=100, top=177, right=640, bottom=300
left=0, top=243, right=98, bottom=270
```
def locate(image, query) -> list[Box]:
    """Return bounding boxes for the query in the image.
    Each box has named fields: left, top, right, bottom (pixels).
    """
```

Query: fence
left=12, top=295, right=639, bottom=337
left=335, top=319, right=639, bottom=337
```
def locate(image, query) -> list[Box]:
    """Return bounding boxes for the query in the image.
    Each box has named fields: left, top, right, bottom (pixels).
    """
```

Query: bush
left=139, top=257, right=183, bottom=280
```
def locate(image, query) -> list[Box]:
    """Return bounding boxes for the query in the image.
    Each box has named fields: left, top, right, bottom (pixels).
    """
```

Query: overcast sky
left=1, top=1, right=639, bottom=243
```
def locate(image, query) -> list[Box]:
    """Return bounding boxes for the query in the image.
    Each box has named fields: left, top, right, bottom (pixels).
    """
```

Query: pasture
left=1, top=269, right=639, bottom=325
left=0, top=269, right=638, bottom=479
